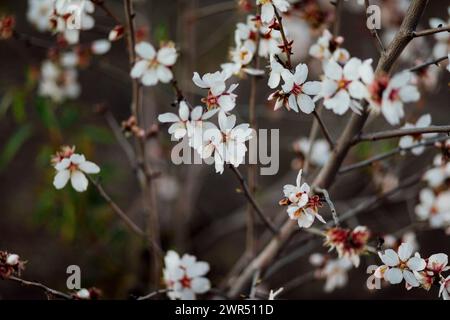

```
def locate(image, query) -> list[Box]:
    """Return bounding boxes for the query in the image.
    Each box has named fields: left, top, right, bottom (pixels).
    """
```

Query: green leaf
left=154, top=23, right=168, bottom=42
left=36, top=97, right=58, bottom=129
left=0, top=124, right=33, bottom=171
left=12, top=90, right=26, bottom=123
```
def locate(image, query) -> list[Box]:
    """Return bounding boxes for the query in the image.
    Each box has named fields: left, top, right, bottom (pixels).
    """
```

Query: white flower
left=27, top=0, right=54, bottom=32
left=309, top=29, right=346, bottom=62
left=163, top=250, right=211, bottom=300
left=158, top=101, right=217, bottom=146
left=91, top=39, right=111, bottom=55
left=293, top=138, right=330, bottom=167
left=423, top=156, right=450, bottom=188
left=322, top=258, right=353, bottom=293
left=75, top=288, right=91, bottom=299
left=283, top=169, right=325, bottom=228
left=439, top=275, right=450, bottom=300
left=426, top=253, right=449, bottom=274
left=258, top=25, right=283, bottom=58
left=51, top=0, right=95, bottom=44
left=380, top=72, right=420, bottom=125
left=320, top=58, right=370, bottom=115
left=415, top=189, right=450, bottom=229
left=221, top=42, right=263, bottom=76
left=193, top=71, right=239, bottom=112
left=53, top=152, right=100, bottom=192
left=267, top=56, right=289, bottom=89
left=376, top=243, right=426, bottom=288
left=39, top=60, right=80, bottom=102
left=197, top=112, right=253, bottom=174
left=278, top=63, right=322, bottom=113
left=398, top=114, right=437, bottom=155
left=257, top=0, right=290, bottom=24
left=429, top=10, right=449, bottom=59
left=6, top=254, right=19, bottom=266
left=130, top=42, right=178, bottom=86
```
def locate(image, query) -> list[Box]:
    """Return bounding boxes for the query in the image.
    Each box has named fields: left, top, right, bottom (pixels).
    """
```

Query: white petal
left=398, top=243, right=413, bottom=262
left=385, top=268, right=403, bottom=284
left=135, top=42, right=156, bottom=60
left=190, top=277, right=211, bottom=294
left=53, top=170, right=70, bottom=189
left=70, top=170, right=89, bottom=192
left=348, top=81, right=367, bottom=100
left=403, top=270, right=419, bottom=287
left=217, top=95, right=235, bottom=112
left=302, top=81, right=322, bottom=95
left=157, top=65, right=173, bottom=83
left=178, top=101, right=190, bottom=121
left=343, top=58, right=362, bottom=81
left=407, top=256, right=426, bottom=271
left=293, top=64, right=308, bottom=85
left=157, top=47, right=177, bottom=66
left=261, top=3, right=275, bottom=23
left=324, top=60, right=342, bottom=81
left=399, top=85, right=420, bottom=103
left=288, top=94, right=299, bottom=112
left=158, top=112, right=179, bottom=123
left=130, top=60, right=149, bottom=79
left=297, top=94, right=315, bottom=114
left=78, top=161, right=100, bottom=174
left=380, top=249, right=400, bottom=267
left=187, top=262, right=210, bottom=278
left=141, top=69, right=159, bottom=86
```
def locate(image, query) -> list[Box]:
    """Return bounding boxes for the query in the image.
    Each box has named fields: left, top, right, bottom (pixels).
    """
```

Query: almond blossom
left=193, top=71, right=239, bottom=112
left=319, top=58, right=371, bottom=115
left=310, top=254, right=353, bottom=293
left=309, top=29, right=346, bottom=62
left=50, top=0, right=95, bottom=44
left=325, top=226, right=370, bottom=267
left=270, top=63, right=321, bottom=113
left=365, top=71, right=420, bottom=126
left=221, top=41, right=263, bottom=76
left=398, top=114, right=437, bottom=155
left=163, top=250, right=211, bottom=300
left=27, top=0, right=54, bottom=32
left=413, top=254, right=448, bottom=291
left=38, top=60, right=81, bottom=102
left=91, top=39, right=111, bottom=56
left=375, top=242, right=426, bottom=288
left=0, top=251, right=25, bottom=279
left=0, top=16, right=15, bottom=40
left=423, top=155, right=450, bottom=189
left=52, top=146, right=100, bottom=192
left=415, top=189, right=450, bottom=229
left=292, top=138, right=330, bottom=167
left=131, top=42, right=178, bottom=86
left=280, top=169, right=326, bottom=228
left=158, top=101, right=217, bottom=146
left=197, top=112, right=253, bottom=174
left=257, top=0, right=290, bottom=24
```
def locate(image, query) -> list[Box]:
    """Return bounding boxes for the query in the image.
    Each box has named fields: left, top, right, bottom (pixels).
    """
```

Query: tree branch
left=408, top=55, right=449, bottom=72
left=8, top=276, right=72, bottom=300
left=353, top=125, right=450, bottom=143
left=312, top=110, right=334, bottom=148
left=411, top=24, right=450, bottom=38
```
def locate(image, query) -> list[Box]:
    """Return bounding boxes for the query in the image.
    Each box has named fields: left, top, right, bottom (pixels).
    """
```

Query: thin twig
left=8, top=276, right=72, bottom=300
left=408, top=55, right=449, bottom=72
left=249, top=269, right=260, bottom=300
left=340, top=135, right=450, bottom=174
left=229, top=165, right=278, bottom=235
left=312, top=110, right=334, bottom=148
left=353, top=125, right=450, bottom=143
left=88, top=176, right=145, bottom=237
left=136, top=289, right=171, bottom=300
left=314, top=187, right=339, bottom=226
left=411, top=24, right=450, bottom=38
left=92, top=0, right=122, bottom=25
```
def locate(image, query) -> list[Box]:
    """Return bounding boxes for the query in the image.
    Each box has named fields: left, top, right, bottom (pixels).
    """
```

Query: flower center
left=338, top=78, right=351, bottom=90
left=180, top=275, right=192, bottom=288
left=388, top=88, right=400, bottom=101
left=291, top=83, right=303, bottom=96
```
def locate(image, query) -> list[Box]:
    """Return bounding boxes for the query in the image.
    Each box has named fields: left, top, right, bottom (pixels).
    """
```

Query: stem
left=364, top=0, right=385, bottom=53
left=314, top=187, right=339, bottom=226
left=312, top=110, right=334, bottom=148
left=273, top=6, right=291, bottom=69
left=229, top=165, right=278, bottom=235
left=409, top=55, right=449, bottom=72
left=136, top=289, right=171, bottom=300
left=8, top=276, right=72, bottom=300
left=411, top=24, right=450, bottom=37
left=92, top=0, right=122, bottom=25
left=354, top=125, right=450, bottom=143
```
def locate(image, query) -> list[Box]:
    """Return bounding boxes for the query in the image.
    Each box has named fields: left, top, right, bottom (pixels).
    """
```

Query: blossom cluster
left=375, top=242, right=450, bottom=299
left=415, top=139, right=450, bottom=231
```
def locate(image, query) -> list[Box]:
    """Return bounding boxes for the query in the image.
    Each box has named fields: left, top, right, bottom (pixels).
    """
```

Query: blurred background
left=0, top=0, right=449, bottom=299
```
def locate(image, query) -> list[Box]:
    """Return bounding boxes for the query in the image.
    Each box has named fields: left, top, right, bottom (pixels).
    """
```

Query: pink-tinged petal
left=297, top=94, right=315, bottom=114
left=158, top=112, right=179, bottom=123
left=135, top=42, right=156, bottom=60
left=403, top=270, right=420, bottom=287
left=191, top=277, right=211, bottom=294
left=55, top=158, right=71, bottom=171
left=78, top=161, right=100, bottom=174
left=302, top=81, right=322, bottom=95
left=385, top=267, right=403, bottom=284
left=53, top=170, right=70, bottom=189
left=427, top=253, right=448, bottom=272
left=70, top=170, right=89, bottom=192
left=379, top=249, right=400, bottom=267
